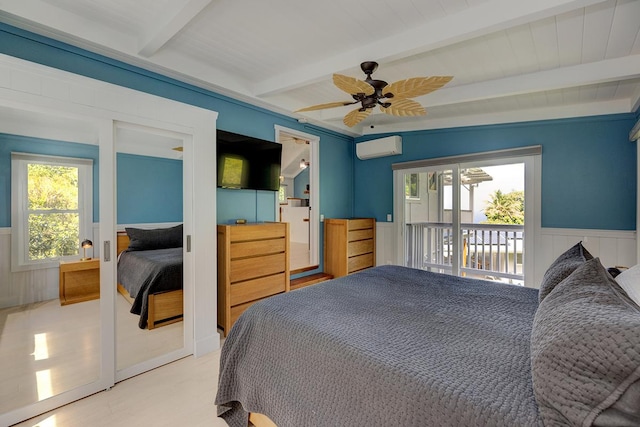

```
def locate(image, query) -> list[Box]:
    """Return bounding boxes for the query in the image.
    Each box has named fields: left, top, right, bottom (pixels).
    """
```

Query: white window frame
left=11, top=152, right=93, bottom=271
left=393, top=146, right=541, bottom=287
left=405, top=172, right=420, bottom=201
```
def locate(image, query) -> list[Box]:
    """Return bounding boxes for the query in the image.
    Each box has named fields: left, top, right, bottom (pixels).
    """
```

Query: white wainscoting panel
left=375, top=223, right=636, bottom=288
left=376, top=222, right=397, bottom=266
left=0, top=226, right=103, bottom=308
left=534, top=228, right=636, bottom=287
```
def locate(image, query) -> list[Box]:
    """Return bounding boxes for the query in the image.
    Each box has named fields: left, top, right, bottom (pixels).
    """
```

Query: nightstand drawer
left=59, top=259, right=100, bottom=305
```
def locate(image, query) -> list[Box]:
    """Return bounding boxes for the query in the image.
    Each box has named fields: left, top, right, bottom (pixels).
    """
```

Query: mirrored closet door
left=114, top=122, right=193, bottom=380
left=0, top=105, right=112, bottom=425
left=0, top=54, right=211, bottom=427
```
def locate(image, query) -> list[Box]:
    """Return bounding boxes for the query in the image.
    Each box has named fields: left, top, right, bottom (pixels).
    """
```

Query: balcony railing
left=405, top=222, right=524, bottom=283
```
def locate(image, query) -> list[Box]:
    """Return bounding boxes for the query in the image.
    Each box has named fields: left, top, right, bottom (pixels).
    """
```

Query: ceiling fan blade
left=383, top=76, right=453, bottom=99
left=295, top=101, right=355, bottom=112
left=380, top=98, right=426, bottom=117
left=344, top=108, right=372, bottom=127
left=333, top=74, right=375, bottom=96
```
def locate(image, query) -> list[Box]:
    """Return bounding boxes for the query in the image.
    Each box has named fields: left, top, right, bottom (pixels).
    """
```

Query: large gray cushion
left=538, top=241, right=593, bottom=302
left=531, top=257, right=640, bottom=426
left=125, top=224, right=183, bottom=251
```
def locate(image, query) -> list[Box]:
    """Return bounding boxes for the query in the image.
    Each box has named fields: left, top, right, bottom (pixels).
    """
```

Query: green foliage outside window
left=405, top=173, right=419, bottom=198
left=27, top=164, right=80, bottom=259
left=483, top=190, right=524, bottom=225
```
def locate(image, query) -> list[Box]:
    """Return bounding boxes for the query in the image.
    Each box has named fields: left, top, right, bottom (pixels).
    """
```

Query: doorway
left=275, top=126, right=320, bottom=273
left=394, top=148, right=540, bottom=287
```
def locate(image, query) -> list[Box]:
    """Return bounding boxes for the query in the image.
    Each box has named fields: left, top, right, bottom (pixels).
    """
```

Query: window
left=278, top=185, right=287, bottom=203
left=405, top=173, right=419, bottom=199
left=11, top=153, right=93, bottom=271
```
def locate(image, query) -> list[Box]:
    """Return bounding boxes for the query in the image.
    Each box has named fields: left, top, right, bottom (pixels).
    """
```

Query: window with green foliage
left=278, top=185, right=287, bottom=203
left=405, top=173, right=419, bottom=199
left=12, top=153, right=93, bottom=270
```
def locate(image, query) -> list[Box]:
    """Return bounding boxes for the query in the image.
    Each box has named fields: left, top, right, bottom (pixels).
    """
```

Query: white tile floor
left=14, top=349, right=226, bottom=427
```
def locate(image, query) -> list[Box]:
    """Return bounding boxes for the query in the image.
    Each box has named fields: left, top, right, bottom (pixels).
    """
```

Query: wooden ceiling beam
left=138, top=0, right=212, bottom=58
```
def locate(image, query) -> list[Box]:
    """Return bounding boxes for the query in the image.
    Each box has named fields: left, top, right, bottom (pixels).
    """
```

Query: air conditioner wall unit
left=356, top=135, right=402, bottom=160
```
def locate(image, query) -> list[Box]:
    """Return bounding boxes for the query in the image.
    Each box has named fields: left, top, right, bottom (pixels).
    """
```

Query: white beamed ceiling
left=0, top=0, right=638, bottom=136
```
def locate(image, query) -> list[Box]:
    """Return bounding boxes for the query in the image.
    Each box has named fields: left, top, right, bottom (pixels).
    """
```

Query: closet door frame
left=0, top=54, right=219, bottom=426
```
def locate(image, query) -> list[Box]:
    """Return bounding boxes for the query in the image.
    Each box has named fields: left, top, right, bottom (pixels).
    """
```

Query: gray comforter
left=216, top=265, right=543, bottom=427
left=117, top=247, right=183, bottom=328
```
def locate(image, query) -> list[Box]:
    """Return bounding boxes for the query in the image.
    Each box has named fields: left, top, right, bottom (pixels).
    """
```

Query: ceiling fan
left=295, top=61, right=453, bottom=127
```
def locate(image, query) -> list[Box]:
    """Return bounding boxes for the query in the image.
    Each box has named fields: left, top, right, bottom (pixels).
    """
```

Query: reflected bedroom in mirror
left=115, top=125, right=185, bottom=372
left=0, top=107, right=101, bottom=414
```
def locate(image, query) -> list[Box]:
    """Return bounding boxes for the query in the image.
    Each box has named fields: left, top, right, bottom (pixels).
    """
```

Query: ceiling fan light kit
left=295, top=62, right=453, bottom=127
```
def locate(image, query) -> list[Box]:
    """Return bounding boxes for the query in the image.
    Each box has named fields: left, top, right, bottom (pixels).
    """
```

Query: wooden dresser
left=217, top=222, right=290, bottom=336
left=324, top=218, right=376, bottom=278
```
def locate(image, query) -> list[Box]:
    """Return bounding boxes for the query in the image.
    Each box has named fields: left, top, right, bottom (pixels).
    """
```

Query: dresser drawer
left=230, top=238, right=285, bottom=259
left=230, top=223, right=287, bottom=241
left=348, top=239, right=373, bottom=257
left=230, top=273, right=286, bottom=306
left=348, top=218, right=374, bottom=231
left=348, top=228, right=374, bottom=242
left=348, top=252, right=374, bottom=273
left=230, top=253, right=286, bottom=283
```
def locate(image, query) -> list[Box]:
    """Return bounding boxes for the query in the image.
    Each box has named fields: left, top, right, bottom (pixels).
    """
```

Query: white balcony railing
left=405, top=222, right=524, bottom=283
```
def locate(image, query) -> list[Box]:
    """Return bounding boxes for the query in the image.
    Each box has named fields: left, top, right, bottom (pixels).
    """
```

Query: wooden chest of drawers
left=217, top=222, right=290, bottom=336
left=324, top=218, right=376, bottom=278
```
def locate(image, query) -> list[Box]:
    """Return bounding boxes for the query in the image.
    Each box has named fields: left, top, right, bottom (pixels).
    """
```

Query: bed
left=116, top=224, right=183, bottom=329
left=215, top=242, right=640, bottom=427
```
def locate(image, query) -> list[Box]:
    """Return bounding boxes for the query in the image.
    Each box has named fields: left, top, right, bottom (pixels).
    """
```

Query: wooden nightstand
left=59, top=258, right=100, bottom=305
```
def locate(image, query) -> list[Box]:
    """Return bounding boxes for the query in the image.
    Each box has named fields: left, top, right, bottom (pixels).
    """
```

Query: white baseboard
left=194, top=332, right=221, bottom=357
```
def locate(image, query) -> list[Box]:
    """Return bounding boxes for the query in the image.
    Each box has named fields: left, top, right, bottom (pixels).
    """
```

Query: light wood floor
left=290, top=242, right=310, bottom=271
left=13, top=349, right=225, bottom=427
left=1, top=293, right=183, bottom=416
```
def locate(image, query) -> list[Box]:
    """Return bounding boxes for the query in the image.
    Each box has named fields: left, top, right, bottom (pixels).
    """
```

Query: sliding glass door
left=395, top=149, right=539, bottom=286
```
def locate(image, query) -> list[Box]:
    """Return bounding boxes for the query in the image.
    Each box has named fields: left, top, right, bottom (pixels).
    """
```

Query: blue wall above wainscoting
left=0, top=22, right=355, bottom=274
left=116, top=153, right=183, bottom=224
left=353, top=114, right=637, bottom=230
left=0, top=133, right=99, bottom=227
left=294, top=167, right=310, bottom=199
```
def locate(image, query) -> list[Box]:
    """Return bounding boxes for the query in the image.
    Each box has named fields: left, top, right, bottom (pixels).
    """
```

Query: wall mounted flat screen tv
left=216, top=129, right=282, bottom=191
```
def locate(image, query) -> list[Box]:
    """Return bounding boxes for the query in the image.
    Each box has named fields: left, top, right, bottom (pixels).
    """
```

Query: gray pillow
left=125, top=224, right=183, bottom=251
left=538, top=241, right=593, bottom=302
left=531, top=257, right=640, bottom=427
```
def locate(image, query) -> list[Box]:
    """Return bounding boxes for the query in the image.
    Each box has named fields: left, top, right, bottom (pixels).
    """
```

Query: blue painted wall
left=0, top=133, right=99, bottom=226
left=294, top=167, right=309, bottom=199
left=354, top=114, right=637, bottom=230
left=0, top=23, right=354, bottom=273
left=116, top=153, right=183, bottom=224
